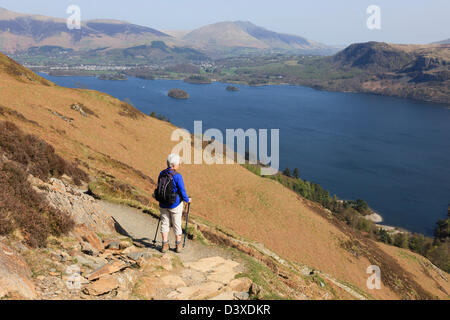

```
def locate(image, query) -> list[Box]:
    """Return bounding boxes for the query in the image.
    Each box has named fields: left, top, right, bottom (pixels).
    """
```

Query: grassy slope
left=0, top=52, right=448, bottom=299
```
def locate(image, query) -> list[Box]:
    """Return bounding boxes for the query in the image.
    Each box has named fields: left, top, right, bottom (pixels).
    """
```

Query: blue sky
left=0, top=0, right=448, bottom=45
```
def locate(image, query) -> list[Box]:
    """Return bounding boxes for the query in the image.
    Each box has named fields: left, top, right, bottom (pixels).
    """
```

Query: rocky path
left=94, top=201, right=253, bottom=300
left=98, top=201, right=231, bottom=264
left=0, top=177, right=257, bottom=300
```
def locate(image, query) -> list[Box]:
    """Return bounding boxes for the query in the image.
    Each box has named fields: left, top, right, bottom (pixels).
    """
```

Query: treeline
left=183, top=75, right=212, bottom=84
left=149, top=111, right=170, bottom=123
left=377, top=209, right=449, bottom=272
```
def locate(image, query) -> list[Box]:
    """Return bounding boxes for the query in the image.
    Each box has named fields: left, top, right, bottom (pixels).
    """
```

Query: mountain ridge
left=182, top=20, right=331, bottom=55
left=433, top=38, right=450, bottom=45
left=0, top=7, right=333, bottom=56
left=0, top=7, right=173, bottom=54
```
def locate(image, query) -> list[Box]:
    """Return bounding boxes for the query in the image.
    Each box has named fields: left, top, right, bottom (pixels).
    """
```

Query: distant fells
left=332, top=41, right=449, bottom=76
left=181, top=21, right=332, bottom=55
left=433, top=38, right=450, bottom=45
left=0, top=7, right=333, bottom=57
left=327, top=41, right=450, bottom=103
left=0, top=7, right=172, bottom=53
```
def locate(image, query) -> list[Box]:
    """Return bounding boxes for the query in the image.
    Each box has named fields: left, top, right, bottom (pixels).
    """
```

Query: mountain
left=328, top=41, right=450, bottom=102
left=181, top=21, right=333, bottom=55
left=68, top=42, right=208, bottom=66
left=162, top=29, right=191, bottom=38
left=0, top=51, right=448, bottom=299
left=433, top=38, right=450, bottom=44
left=0, top=7, right=173, bottom=53
left=0, top=8, right=333, bottom=58
left=333, top=41, right=450, bottom=68
left=332, top=41, right=416, bottom=71
left=0, top=7, right=336, bottom=63
left=0, top=7, right=208, bottom=65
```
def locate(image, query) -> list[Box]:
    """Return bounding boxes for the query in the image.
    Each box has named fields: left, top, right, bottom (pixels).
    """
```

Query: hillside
left=182, top=21, right=332, bottom=56
left=216, top=41, right=450, bottom=104
left=0, top=7, right=174, bottom=53
left=0, top=52, right=449, bottom=299
left=330, top=42, right=450, bottom=103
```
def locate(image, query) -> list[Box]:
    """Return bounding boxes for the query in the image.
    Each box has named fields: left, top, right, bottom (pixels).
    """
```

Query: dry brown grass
left=390, top=43, right=450, bottom=60
left=0, top=53, right=52, bottom=86
left=0, top=120, right=92, bottom=247
left=0, top=161, right=74, bottom=247
left=0, top=121, right=88, bottom=184
left=118, top=102, right=145, bottom=119
left=0, top=51, right=448, bottom=299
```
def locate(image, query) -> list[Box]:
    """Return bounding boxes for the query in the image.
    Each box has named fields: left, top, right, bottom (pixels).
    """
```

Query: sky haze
left=0, top=0, right=448, bottom=45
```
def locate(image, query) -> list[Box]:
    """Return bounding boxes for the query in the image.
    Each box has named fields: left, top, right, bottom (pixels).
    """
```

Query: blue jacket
left=158, top=168, right=190, bottom=209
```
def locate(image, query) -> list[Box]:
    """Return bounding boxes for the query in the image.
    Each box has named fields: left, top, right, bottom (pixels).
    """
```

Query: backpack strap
left=166, top=168, right=183, bottom=198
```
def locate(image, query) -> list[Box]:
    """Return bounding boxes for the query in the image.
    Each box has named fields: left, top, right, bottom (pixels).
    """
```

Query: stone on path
left=160, top=275, right=187, bottom=288
left=135, top=275, right=163, bottom=300
left=74, top=224, right=104, bottom=253
left=226, top=277, right=253, bottom=293
left=105, top=240, right=121, bottom=250
left=167, top=281, right=224, bottom=300
left=185, top=256, right=240, bottom=284
left=119, top=241, right=131, bottom=250
left=209, top=291, right=237, bottom=300
left=83, top=274, right=120, bottom=296
left=88, top=260, right=127, bottom=281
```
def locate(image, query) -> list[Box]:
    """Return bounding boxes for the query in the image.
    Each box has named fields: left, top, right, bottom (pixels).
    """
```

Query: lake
left=41, top=74, right=450, bottom=236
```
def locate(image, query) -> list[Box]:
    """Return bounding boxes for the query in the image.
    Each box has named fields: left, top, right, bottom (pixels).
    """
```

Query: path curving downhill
left=98, top=201, right=235, bottom=264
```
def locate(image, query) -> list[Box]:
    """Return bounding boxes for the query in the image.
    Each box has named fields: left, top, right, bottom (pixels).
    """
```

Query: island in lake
left=168, top=88, right=189, bottom=100
left=226, top=85, right=239, bottom=92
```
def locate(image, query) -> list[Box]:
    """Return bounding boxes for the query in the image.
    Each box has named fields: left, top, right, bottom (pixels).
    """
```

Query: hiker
left=155, top=153, right=191, bottom=253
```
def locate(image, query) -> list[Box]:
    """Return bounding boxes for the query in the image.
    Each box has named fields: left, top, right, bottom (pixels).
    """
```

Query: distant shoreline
left=364, top=210, right=383, bottom=223
left=34, top=69, right=449, bottom=106
left=336, top=199, right=408, bottom=234
left=364, top=209, right=409, bottom=234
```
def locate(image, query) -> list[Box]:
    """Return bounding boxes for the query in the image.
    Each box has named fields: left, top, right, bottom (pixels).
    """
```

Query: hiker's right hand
left=188, top=198, right=192, bottom=203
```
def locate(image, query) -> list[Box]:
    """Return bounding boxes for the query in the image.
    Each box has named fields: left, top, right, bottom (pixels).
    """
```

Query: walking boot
left=161, top=241, right=169, bottom=253
left=176, top=241, right=183, bottom=253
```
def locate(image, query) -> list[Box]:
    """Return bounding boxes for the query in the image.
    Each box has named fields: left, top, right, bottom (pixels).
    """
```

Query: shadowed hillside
left=0, top=52, right=448, bottom=300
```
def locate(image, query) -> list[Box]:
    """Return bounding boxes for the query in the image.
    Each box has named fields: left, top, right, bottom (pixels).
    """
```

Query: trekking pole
left=183, top=202, right=191, bottom=248
left=153, top=215, right=161, bottom=246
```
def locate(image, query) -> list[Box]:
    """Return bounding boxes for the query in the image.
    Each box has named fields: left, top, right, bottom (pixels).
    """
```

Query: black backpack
left=155, top=169, right=178, bottom=206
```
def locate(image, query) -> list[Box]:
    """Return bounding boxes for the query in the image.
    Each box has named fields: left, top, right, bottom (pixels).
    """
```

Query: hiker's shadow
left=111, top=217, right=159, bottom=250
